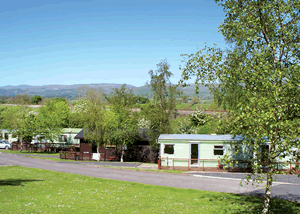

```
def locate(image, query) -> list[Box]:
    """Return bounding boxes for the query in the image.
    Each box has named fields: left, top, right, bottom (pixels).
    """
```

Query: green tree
left=8, top=94, right=32, bottom=105
left=0, top=107, right=8, bottom=128
left=0, top=95, right=9, bottom=104
left=16, top=111, right=40, bottom=153
left=38, top=100, right=70, bottom=149
left=52, top=97, right=67, bottom=104
left=180, top=1, right=300, bottom=213
left=1, top=106, right=40, bottom=152
left=136, top=96, right=150, bottom=104
left=104, top=84, right=139, bottom=162
left=69, top=99, right=87, bottom=128
left=145, top=59, right=181, bottom=142
left=31, top=95, right=43, bottom=104
left=83, top=100, right=115, bottom=159
left=80, top=87, right=116, bottom=159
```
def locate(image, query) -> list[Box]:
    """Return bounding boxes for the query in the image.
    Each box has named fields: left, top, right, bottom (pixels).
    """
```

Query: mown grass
left=175, top=100, right=223, bottom=110
left=1, top=166, right=299, bottom=214
left=0, top=150, right=58, bottom=156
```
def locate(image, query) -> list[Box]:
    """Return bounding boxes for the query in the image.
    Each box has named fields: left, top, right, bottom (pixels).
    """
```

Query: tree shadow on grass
left=227, top=193, right=300, bottom=214
left=0, top=179, right=43, bottom=186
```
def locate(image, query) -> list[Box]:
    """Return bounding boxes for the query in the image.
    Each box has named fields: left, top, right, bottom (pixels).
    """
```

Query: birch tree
left=180, top=1, right=300, bottom=213
left=145, top=59, right=181, bottom=142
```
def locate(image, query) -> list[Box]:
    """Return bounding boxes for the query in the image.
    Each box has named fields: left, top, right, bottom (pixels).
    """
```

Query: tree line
left=0, top=59, right=181, bottom=162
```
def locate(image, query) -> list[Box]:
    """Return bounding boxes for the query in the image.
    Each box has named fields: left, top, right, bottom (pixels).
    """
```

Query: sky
left=0, top=0, right=227, bottom=87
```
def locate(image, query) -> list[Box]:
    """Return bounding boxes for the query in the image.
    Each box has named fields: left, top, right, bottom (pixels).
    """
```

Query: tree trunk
left=262, top=142, right=274, bottom=214
left=20, top=141, right=23, bottom=152
left=121, top=150, right=124, bottom=163
left=262, top=172, right=272, bottom=214
left=120, top=143, right=125, bottom=163
left=97, top=146, right=100, bottom=162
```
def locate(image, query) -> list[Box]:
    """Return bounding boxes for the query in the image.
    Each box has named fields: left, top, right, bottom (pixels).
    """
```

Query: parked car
left=0, top=140, right=12, bottom=150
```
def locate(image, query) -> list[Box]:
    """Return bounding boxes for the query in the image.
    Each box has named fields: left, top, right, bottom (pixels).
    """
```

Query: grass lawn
left=0, top=150, right=59, bottom=156
left=1, top=166, right=299, bottom=213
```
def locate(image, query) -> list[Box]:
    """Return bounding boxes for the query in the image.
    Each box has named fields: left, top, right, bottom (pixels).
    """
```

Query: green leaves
left=104, top=84, right=139, bottom=149
left=144, top=59, right=181, bottom=141
left=180, top=1, right=300, bottom=212
left=38, top=100, right=69, bottom=143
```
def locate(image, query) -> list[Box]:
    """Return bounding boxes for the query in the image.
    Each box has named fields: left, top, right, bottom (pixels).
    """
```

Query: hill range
left=0, top=83, right=212, bottom=100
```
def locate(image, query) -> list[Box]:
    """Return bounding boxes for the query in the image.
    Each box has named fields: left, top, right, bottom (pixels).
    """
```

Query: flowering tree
left=190, top=108, right=207, bottom=126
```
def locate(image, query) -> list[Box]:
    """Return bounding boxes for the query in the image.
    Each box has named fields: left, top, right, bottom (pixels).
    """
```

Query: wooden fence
left=59, top=151, right=92, bottom=161
left=11, top=142, right=75, bottom=152
left=11, top=142, right=51, bottom=152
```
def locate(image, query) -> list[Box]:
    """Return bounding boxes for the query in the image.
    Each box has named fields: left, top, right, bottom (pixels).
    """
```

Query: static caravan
left=1, top=128, right=81, bottom=151
left=158, top=134, right=246, bottom=169
left=1, top=129, right=18, bottom=143
left=158, top=134, right=299, bottom=171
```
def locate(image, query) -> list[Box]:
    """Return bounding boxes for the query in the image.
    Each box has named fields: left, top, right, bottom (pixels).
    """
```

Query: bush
left=178, top=117, right=197, bottom=134
left=32, top=95, right=43, bottom=104
left=190, top=108, right=207, bottom=126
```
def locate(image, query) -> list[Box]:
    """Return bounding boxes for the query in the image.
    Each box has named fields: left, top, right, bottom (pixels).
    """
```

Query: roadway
left=0, top=152, right=299, bottom=202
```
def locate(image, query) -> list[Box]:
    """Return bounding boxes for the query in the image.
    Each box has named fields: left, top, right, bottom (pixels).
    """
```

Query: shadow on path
left=0, top=179, right=43, bottom=186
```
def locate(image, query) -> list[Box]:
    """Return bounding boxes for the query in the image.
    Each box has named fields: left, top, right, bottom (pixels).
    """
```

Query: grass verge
left=1, top=166, right=299, bottom=213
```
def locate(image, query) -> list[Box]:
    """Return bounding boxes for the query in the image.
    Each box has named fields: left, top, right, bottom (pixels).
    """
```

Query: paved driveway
left=190, top=172, right=300, bottom=185
left=1, top=152, right=300, bottom=202
left=13, top=153, right=60, bottom=158
left=7, top=153, right=139, bottom=167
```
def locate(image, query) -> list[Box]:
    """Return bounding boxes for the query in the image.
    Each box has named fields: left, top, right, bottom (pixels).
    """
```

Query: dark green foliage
left=0, top=107, right=7, bottom=128
left=0, top=95, right=9, bottom=104
left=136, top=96, right=150, bottom=104
left=143, top=59, right=181, bottom=143
left=31, top=95, right=42, bottom=104
left=52, top=97, right=67, bottom=104
left=104, top=84, right=139, bottom=162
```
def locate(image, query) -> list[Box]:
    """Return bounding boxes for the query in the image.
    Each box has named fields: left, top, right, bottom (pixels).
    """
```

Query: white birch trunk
left=262, top=173, right=272, bottom=214
left=121, top=150, right=124, bottom=163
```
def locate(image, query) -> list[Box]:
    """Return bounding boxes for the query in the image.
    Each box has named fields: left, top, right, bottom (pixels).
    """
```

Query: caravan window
left=59, top=135, right=68, bottom=142
left=164, top=144, right=174, bottom=154
left=214, top=145, right=224, bottom=155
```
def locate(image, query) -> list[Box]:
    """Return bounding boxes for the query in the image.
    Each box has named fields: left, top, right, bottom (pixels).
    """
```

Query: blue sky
left=0, top=0, right=226, bottom=87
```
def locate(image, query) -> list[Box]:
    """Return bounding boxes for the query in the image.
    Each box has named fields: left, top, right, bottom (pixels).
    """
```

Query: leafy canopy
left=143, top=59, right=181, bottom=142
left=180, top=1, right=300, bottom=213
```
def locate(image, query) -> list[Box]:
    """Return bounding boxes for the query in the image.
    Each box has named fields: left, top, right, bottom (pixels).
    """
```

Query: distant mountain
left=0, top=83, right=213, bottom=99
